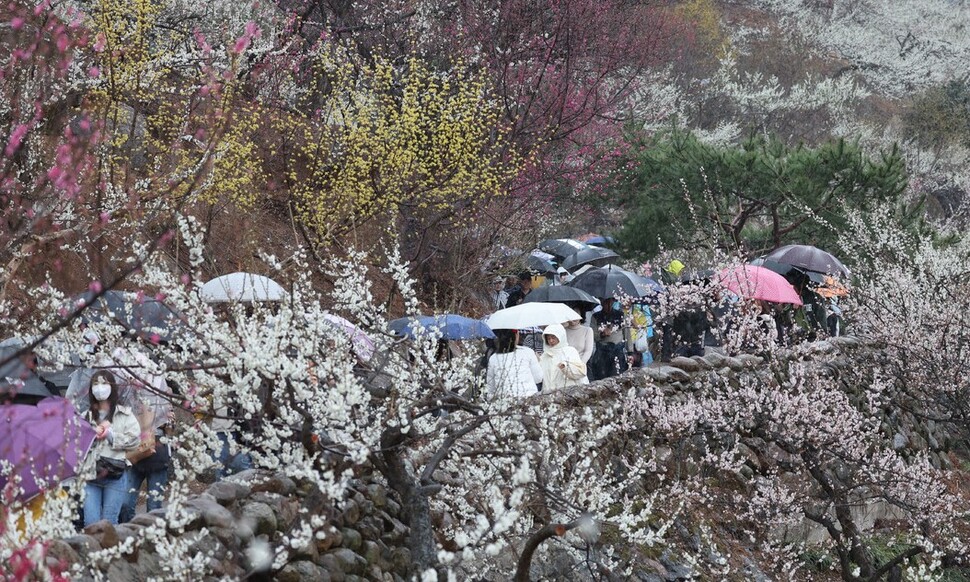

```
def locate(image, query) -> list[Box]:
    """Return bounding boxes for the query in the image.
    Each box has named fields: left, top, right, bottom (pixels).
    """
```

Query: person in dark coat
left=505, top=272, right=534, bottom=307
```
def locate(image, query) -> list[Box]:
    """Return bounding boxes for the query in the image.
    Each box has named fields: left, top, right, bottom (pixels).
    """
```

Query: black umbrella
left=763, top=244, right=850, bottom=277
left=751, top=258, right=825, bottom=291
left=526, top=252, right=558, bottom=275
left=0, top=347, right=56, bottom=403
left=0, top=337, right=78, bottom=396
left=537, top=238, right=588, bottom=260
left=522, top=285, right=601, bottom=307
left=75, top=290, right=185, bottom=342
left=567, top=265, right=663, bottom=299
left=677, top=268, right=717, bottom=285
left=560, top=246, right=620, bottom=270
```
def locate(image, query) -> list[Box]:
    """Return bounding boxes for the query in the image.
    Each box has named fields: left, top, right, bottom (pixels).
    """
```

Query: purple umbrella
left=322, top=313, right=376, bottom=362
left=0, top=397, right=96, bottom=503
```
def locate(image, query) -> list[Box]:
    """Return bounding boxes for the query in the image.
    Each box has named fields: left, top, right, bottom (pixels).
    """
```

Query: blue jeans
left=215, top=432, right=252, bottom=478
left=83, top=470, right=130, bottom=526
left=119, top=464, right=168, bottom=522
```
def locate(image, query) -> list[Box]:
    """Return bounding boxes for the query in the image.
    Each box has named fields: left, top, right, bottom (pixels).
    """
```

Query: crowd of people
left=4, top=244, right=846, bottom=529
left=480, top=254, right=846, bottom=399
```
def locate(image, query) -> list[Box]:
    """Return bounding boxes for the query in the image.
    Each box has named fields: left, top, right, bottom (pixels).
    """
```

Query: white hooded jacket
left=539, top=323, right=588, bottom=390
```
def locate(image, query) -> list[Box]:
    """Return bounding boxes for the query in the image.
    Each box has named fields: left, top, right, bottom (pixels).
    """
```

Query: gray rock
left=358, top=498, right=375, bottom=517
left=636, top=557, right=668, bottom=580
left=241, top=501, right=277, bottom=537
left=279, top=560, right=331, bottom=582
left=105, top=559, right=139, bottom=582
left=82, top=521, right=119, bottom=549
left=893, top=432, right=909, bottom=450
left=207, top=480, right=251, bottom=506
left=229, top=468, right=262, bottom=482
left=659, top=551, right=694, bottom=580
left=362, top=540, right=382, bottom=565
left=737, top=354, right=764, bottom=367
left=356, top=516, right=383, bottom=541
left=316, top=526, right=343, bottom=552
left=290, top=535, right=321, bottom=563
left=702, top=351, right=728, bottom=368
left=64, top=534, right=101, bottom=560
left=45, top=539, right=80, bottom=566
left=341, top=527, right=363, bottom=551
left=318, top=554, right=348, bottom=581
left=649, top=365, right=691, bottom=382
left=724, top=356, right=745, bottom=371
left=829, top=335, right=860, bottom=348
left=114, top=524, right=139, bottom=547
left=388, top=547, right=412, bottom=574
left=135, top=550, right=161, bottom=577
left=184, top=495, right=235, bottom=529
left=742, top=557, right=772, bottom=582
left=367, top=484, right=388, bottom=508
left=128, top=513, right=165, bottom=528
left=669, top=356, right=701, bottom=373
left=384, top=498, right=402, bottom=516
left=810, top=341, right=835, bottom=355
left=252, top=474, right=297, bottom=495
left=341, top=500, right=361, bottom=525
left=327, top=548, right=368, bottom=576
left=210, top=526, right=243, bottom=547
left=249, top=490, right=283, bottom=511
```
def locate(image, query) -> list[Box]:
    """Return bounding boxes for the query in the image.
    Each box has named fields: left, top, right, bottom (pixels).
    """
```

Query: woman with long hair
left=83, top=370, right=140, bottom=526
left=485, top=329, right=543, bottom=398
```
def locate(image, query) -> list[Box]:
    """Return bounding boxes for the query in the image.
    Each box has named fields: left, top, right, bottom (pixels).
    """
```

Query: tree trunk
left=378, top=428, right=439, bottom=576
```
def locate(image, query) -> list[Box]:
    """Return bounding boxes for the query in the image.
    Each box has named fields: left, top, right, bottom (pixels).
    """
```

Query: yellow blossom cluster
left=79, top=0, right=520, bottom=238
left=280, top=49, right=521, bottom=239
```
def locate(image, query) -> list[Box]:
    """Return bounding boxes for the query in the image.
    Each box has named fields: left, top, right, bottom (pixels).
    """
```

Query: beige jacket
left=89, top=405, right=142, bottom=462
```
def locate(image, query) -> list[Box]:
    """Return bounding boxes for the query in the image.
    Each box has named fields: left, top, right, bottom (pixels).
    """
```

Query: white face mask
left=91, top=382, right=112, bottom=401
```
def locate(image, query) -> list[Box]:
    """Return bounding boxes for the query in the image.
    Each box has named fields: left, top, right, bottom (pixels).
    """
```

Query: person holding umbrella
left=82, top=370, right=140, bottom=526
left=539, top=324, right=588, bottom=390
left=485, top=329, right=544, bottom=398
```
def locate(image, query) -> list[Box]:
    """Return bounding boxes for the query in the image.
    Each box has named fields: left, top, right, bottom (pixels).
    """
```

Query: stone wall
left=47, top=336, right=959, bottom=581
left=53, top=471, right=412, bottom=581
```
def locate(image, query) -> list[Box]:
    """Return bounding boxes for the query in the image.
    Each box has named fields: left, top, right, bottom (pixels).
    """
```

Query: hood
left=542, top=323, right=569, bottom=347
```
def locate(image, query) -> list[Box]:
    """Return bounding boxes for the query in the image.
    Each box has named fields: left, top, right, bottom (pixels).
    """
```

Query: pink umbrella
left=322, top=313, right=375, bottom=362
left=718, top=265, right=803, bottom=306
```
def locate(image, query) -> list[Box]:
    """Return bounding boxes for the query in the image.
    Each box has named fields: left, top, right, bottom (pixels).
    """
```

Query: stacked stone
left=53, top=472, right=413, bottom=582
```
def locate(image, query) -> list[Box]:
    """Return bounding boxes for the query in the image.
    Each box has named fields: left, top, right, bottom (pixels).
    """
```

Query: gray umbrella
left=0, top=347, right=56, bottom=403
left=560, top=246, right=620, bottom=270
left=75, top=290, right=186, bottom=342
left=567, top=265, right=663, bottom=299
left=522, top=285, right=601, bottom=307
left=537, top=239, right=588, bottom=260
left=763, top=245, right=850, bottom=277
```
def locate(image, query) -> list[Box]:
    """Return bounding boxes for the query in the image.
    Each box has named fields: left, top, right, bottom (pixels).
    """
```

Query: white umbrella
left=200, top=272, right=286, bottom=302
left=485, top=302, right=581, bottom=330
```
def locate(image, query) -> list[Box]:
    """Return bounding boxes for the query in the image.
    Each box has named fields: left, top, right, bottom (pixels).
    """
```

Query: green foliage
left=798, top=547, right=835, bottom=573
left=903, top=80, right=970, bottom=152
left=616, top=128, right=914, bottom=258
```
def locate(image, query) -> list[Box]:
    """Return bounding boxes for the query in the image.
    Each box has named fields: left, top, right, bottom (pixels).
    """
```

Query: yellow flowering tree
left=268, top=49, right=521, bottom=244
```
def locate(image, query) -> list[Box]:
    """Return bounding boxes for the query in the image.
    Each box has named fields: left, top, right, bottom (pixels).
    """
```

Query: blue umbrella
left=389, top=315, right=496, bottom=340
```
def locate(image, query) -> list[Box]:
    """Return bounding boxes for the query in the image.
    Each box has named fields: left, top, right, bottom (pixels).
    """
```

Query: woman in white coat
left=539, top=323, right=588, bottom=390
left=486, top=329, right=543, bottom=398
